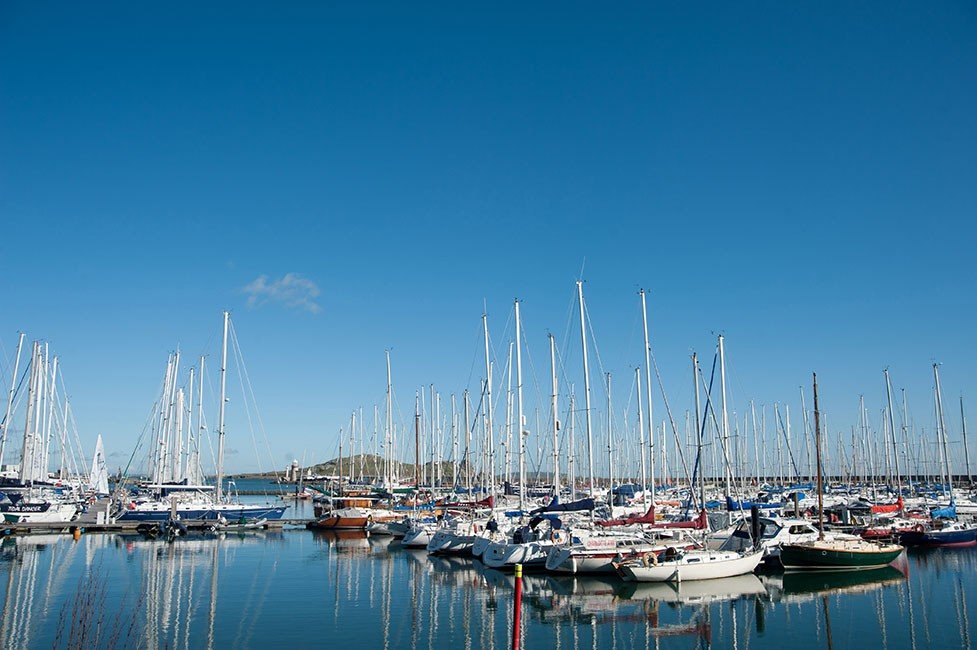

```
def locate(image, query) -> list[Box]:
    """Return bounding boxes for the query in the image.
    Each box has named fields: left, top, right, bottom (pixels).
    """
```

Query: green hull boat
left=780, top=540, right=904, bottom=571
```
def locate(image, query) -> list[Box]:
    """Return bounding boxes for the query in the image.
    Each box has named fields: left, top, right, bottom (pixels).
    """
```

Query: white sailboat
left=1, top=340, right=78, bottom=524
left=616, top=547, right=765, bottom=583
left=117, top=312, right=286, bottom=523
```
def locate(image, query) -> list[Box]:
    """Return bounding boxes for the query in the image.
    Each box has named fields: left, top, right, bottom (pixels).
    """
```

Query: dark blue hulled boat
left=898, top=520, right=977, bottom=548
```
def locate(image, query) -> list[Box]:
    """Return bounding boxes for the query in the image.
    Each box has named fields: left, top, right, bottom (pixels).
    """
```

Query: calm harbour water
left=0, top=497, right=974, bottom=649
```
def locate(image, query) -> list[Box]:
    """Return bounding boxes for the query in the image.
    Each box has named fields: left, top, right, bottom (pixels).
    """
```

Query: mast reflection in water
left=0, top=532, right=975, bottom=648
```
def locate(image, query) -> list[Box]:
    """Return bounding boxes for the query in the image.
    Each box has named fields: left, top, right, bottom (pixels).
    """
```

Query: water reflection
left=0, top=531, right=974, bottom=649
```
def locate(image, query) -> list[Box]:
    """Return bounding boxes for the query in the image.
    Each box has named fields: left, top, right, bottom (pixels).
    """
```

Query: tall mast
left=385, top=350, right=393, bottom=492
left=194, top=355, right=205, bottom=485
left=901, top=389, right=912, bottom=485
left=751, top=401, right=760, bottom=486
left=168, top=350, right=181, bottom=482
left=884, top=368, right=903, bottom=495
left=451, top=394, right=458, bottom=487
left=505, top=343, right=514, bottom=488
left=813, top=372, right=824, bottom=540
left=962, top=396, right=972, bottom=485
left=44, top=353, right=59, bottom=480
left=860, top=396, right=876, bottom=500
left=514, top=299, right=525, bottom=512
left=692, top=353, right=704, bottom=510
left=933, top=363, right=951, bottom=499
left=800, top=387, right=813, bottom=480
left=349, top=409, right=356, bottom=485
left=640, top=289, right=655, bottom=501
left=185, top=367, right=195, bottom=482
left=215, top=310, right=229, bottom=503
left=414, top=392, right=421, bottom=492
left=338, top=434, right=344, bottom=497
left=430, top=384, right=436, bottom=486
left=568, top=389, right=576, bottom=501
left=635, top=367, right=646, bottom=503
left=576, top=281, right=596, bottom=501
left=463, top=389, right=472, bottom=496
left=482, top=313, right=494, bottom=501
left=0, top=332, right=25, bottom=467
left=549, top=334, right=560, bottom=498
left=60, top=395, right=69, bottom=480
left=20, top=343, right=40, bottom=483
left=718, top=335, right=732, bottom=497
left=606, top=372, right=613, bottom=506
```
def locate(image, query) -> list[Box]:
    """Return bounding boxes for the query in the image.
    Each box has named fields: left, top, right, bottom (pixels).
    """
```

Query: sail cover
left=870, top=496, right=904, bottom=514
left=530, top=496, right=595, bottom=515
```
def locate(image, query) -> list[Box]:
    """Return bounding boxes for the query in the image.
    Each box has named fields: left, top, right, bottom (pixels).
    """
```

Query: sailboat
left=779, top=373, right=904, bottom=570
left=117, top=312, right=286, bottom=523
left=0, top=339, right=79, bottom=524
left=898, top=364, right=977, bottom=548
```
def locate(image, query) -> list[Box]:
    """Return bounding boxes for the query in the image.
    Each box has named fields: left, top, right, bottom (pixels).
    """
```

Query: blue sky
left=1, top=3, right=975, bottom=475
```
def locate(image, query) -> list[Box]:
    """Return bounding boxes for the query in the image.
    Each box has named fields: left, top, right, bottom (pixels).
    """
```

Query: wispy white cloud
left=242, top=273, right=322, bottom=314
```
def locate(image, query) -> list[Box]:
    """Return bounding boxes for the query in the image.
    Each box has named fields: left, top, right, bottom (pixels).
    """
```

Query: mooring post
left=511, top=563, right=523, bottom=650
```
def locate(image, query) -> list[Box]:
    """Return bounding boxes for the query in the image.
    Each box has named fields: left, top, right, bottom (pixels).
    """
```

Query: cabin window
left=788, top=525, right=809, bottom=535
left=687, top=558, right=700, bottom=563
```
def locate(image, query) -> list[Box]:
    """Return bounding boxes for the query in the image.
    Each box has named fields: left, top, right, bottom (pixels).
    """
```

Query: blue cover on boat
left=931, top=501, right=957, bottom=519
left=530, top=496, right=595, bottom=515
left=788, top=483, right=814, bottom=491
left=726, top=496, right=781, bottom=511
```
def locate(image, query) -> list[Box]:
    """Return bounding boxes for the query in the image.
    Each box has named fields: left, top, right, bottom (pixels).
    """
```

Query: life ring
left=914, top=524, right=925, bottom=533
left=551, top=529, right=569, bottom=544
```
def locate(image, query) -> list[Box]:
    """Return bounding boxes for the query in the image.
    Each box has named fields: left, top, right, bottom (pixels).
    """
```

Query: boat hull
left=482, top=540, right=554, bottom=570
left=779, top=544, right=903, bottom=570
left=117, top=504, right=286, bottom=522
left=620, top=550, right=764, bottom=583
left=427, top=530, right=476, bottom=555
left=1, top=502, right=77, bottom=523
left=898, top=527, right=977, bottom=548
left=308, top=515, right=371, bottom=530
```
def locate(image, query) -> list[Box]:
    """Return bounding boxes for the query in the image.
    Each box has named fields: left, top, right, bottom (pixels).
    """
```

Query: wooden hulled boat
left=306, top=507, right=371, bottom=530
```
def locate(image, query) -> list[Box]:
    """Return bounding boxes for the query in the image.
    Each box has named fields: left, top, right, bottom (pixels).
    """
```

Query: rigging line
left=0, top=335, right=9, bottom=381
left=559, top=283, right=578, bottom=378
left=774, top=404, right=801, bottom=478
left=582, top=293, right=621, bottom=433
left=229, top=328, right=265, bottom=482
left=201, top=356, right=221, bottom=478
left=623, top=297, right=642, bottom=381
left=0, top=361, right=31, bottom=429
left=464, top=319, right=483, bottom=393
left=697, top=350, right=737, bottom=486
left=648, top=347, right=695, bottom=506
left=56, top=369, right=85, bottom=482
left=518, top=312, right=547, bottom=434
left=685, top=350, right=720, bottom=516
left=112, top=399, right=161, bottom=497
